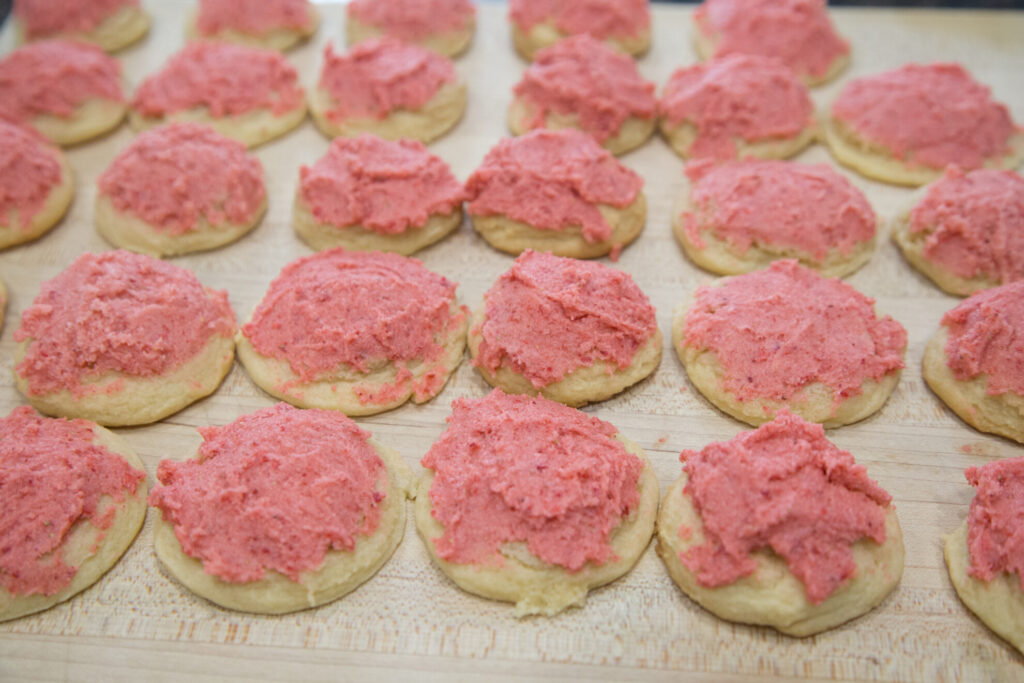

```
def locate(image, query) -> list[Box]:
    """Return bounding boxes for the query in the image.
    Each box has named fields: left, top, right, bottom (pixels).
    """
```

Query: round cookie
left=237, top=249, right=468, bottom=416
left=310, top=38, right=466, bottom=144
left=891, top=167, right=1024, bottom=296
left=944, top=458, right=1024, bottom=655
left=346, top=0, right=476, bottom=58
left=825, top=63, right=1024, bottom=187
left=96, top=123, right=266, bottom=257
left=674, top=159, right=877, bottom=278
left=509, top=0, right=651, bottom=61
left=465, top=129, right=646, bottom=259
left=508, top=34, right=656, bottom=156
left=0, top=121, right=74, bottom=250
left=13, top=250, right=237, bottom=427
left=130, top=42, right=306, bottom=148
left=0, top=406, right=148, bottom=623
left=657, top=411, right=904, bottom=636
left=187, top=0, right=319, bottom=52
left=692, top=0, right=850, bottom=87
left=14, top=0, right=150, bottom=53
left=922, top=281, right=1024, bottom=444
left=294, top=134, right=465, bottom=255
left=673, top=260, right=907, bottom=428
left=658, top=54, right=817, bottom=162
left=0, top=40, right=126, bottom=146
left=469, top=250, right=661, bottom=406
left=415, top=390, right=659, bottom=616
left=148, top=403, right=411, bottom=614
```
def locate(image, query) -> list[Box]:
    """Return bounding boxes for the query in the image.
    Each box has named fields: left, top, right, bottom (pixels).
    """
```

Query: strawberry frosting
left=348, top=0, right=474, bottom=41
left=0, top=120, right=63, bottom=230
left=195, top=0, right=315, bottom=36
left=509, top=0, right=650, bottom=40
left=964, top=457, right=1024, bottom=590
left=14, top=0, right=138, bottom=40
left=942, top=280, right=1024, bottom=397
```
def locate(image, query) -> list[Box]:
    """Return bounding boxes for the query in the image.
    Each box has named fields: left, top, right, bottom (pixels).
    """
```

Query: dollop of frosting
left=509, top=0, right=650, bottom=40
left=942, top=280, right=1024, bottom=397
left=98, top=123, right=265, bottom=235
left=0, top=406, right=145, bottom=596
left=299, top=134, right=465, bottom=235
left=149, top=403, right=386, bottom=583
left=318, top=38, right=456, bottom=122
left=465, top=129, right=643, bottom=243
left=683, top=260, right=907, bottom=404
left=682, top=159, right=876, bottom=260
left=132, top=42, right=304, bottom=118
left=964, top=457, right=1024, bottom=590
left=422, top=389, right=644, bottom=571
left=348, top=0, right=474, bottom=42
left=14, top=251, right=236, bottom=397
left=14, top=0, right=138, bottom=40
left=514, top=35, right=656, bottom=144
left=910, top=167, right=1024, bottom=284
left=832, top=63, right=1018, bottom=171
left=474, top=250, right=657, bottom=388
left=679, top=410, right=891, bottom=604
left=694, top=0, right=849, bottom=80
left=196, top=0, right=314, bottom=36
left=0, top=120, right=63, bottom=230
left=0, top=40, right=124, bottom=123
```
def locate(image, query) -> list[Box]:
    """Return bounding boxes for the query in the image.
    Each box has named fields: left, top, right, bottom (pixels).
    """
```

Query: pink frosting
left=422, top=389, right=644, bottom=571
left=196, top=0, right=314, bottom=36
left=14, top=251, right=236, bottom=398
left=149, top=403, right=386, bottom=583
left=14, top=0, right=138, bottom=40
left=942, top=280, right=1024, bottom=397
left=132, top=42, right=304, bottom=118
left=910, top=167, right=1024, bottom=284
left=683, top=260, right=907, bottom=405
left=0, top=40, right=124, bottom=124
left=659, top=54, right=814, bottom=160
left=679, top=410, right=891, bottom=604
left=98, top=123, right=265, bottom=235
left=474, top=250, right=657, bottom=388
left=0, top=120, right=63, bottom=230
left=318, top=38, right=456, bottom=122
left=465, top=129, right=644, bottom=244
left=513, top=35, right=656, bottom=144
left=681, top=159, right=876, bottom=260
left=509, top=0, right=650, bottom=40
left=348, top=0, right=474, bottom=42
left=299, top=135, right=465, bottom=235
left=964, top=457, right=1024, bottom=590
left=0, top=406, right=145, bottom=596
left=832, top=63, right=1018, bottom=171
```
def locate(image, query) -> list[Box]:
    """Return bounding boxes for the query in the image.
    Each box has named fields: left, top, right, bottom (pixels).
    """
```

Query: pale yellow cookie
left=508, top=97, right=655, bottom=157
left=31, top=97, right=127, bottom=147
left=346, top=15, right=474, bottom=58
left=0, top=134, right=74, bottom=250
left=661, top=117, right=817, bottom=163
left=511, top=21, right=650, bottom=62
left=691, top=30, right=849, bottom=88
left=16, top=4, right=150, bottom=53
left=129, top=105, right=306, bottom=150
left=185, top=4, right=320, bottom=52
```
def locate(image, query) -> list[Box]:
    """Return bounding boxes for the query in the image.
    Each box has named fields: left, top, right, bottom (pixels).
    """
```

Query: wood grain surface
left=1, top=3, right=1023, bottom=681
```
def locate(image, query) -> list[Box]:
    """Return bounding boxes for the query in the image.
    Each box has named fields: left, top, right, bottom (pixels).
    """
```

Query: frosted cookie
left=658, top=411, right=903, bottom=636
left=346, top=0, right=476, bottom=58
left=0, top=121, right=74, bottom=250
left=96, top=124, right=266, bottom=257
left=188, top=0, right=319, bottom=51
left=0, top=40, right=126, bottom=146
left=469, top=251, right=661, bottom=406
left=508, top=35, right=656, bottom=156
left=892, top=168, right=1024, bottom=296
left=825, top=63, right=1024, bottom=187
left=673, top=260, right=907, bottom=427
left=149, top=403, right=411, bottom=614
left=237, top=249, right=467, bottom=416
left=294, top=134, right=465, bottom=255
left=416, top=390, right=659, bottom=616
left=13, top=251, right=237, bottom=427
left=922, top=282, right=1024, bottom=444
left=13, top=0, right=149, bottom=53
left=509, top=0, right=651, bottom=61
left=0, top=406, right=147, bottom=623
left=945, top=458, right=1024, bottom=655
left=465, top=129, right=646, bottom=259
left=658, top=54, right=816, bottom=161
left=674, top=159, right=877, bottom=278
left=310, top=39, right=466, bottom=144
left=692, top=0, right=849, bottom=86
left=130, top=42, right=306, bottom=148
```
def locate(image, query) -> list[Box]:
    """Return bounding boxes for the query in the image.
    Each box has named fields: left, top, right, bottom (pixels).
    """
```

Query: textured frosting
left=942, top=280, right=1024, bottom=396
left=509, top=0, right=650, bottom=40
left=14, top=0, right=138, bottom=40
left=964, top=457, right=1024, bottom=590
left=0, top=120, right=63, bottom=230
left=348, top=0, right=474, bottom=41
left=196, top=0, right=314, bottom=36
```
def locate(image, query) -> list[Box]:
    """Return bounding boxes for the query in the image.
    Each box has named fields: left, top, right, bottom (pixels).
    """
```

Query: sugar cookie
left=509, top=0, right=651, bottom=61
left=188, top=0, right=319, bottom=51
left=346, top=0, right=475, bottom=58
left=0, top=121, right=74, bottom=250
left=14, top=0, right=149, bottom=53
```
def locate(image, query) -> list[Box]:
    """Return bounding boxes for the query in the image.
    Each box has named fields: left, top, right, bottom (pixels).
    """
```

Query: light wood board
left=1, top=2, right=1023, bottom=681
